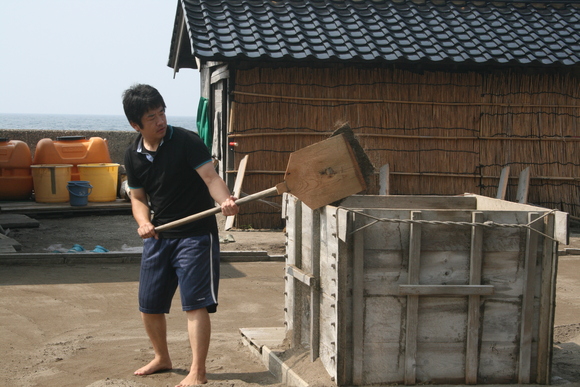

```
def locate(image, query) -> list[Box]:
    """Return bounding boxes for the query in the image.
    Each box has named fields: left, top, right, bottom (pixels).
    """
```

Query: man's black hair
left=122, top=84, right=166, bottom=128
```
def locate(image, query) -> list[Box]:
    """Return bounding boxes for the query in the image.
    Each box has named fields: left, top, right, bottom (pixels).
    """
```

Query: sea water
left=0, top=113, right=197, bottom=132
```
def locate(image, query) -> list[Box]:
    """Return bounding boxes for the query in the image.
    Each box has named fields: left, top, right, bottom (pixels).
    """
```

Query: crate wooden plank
left=415, top=298, right=468, bottom=345
left=466, top=211, right=484, bottom=384
left=283, top=194, right=301, bottom=340
left=335, top=206, right=351, bottom=385
left=417, top=251, right=471, bottom=284
left=537, top=214, right=556, bottom=384
left=356, top=209, right=530, bottom=253
left=469, top=194, right=568, bottom=244
left=286, top=264, right=315, bottom=286
left=363, top=250, right=405, bottom=270
left=363, top=342, right=404, bottom=384
left=319, top=208, right=339, bottom=294
left=351, top=215, right=365, bottom=385
left=309, top=207, right=321, bottom=361
left=480, top=299, right=521, bottom=342
left=518, top=212, right=540, bottom=384
left=363, top=297, right=404, bottom=343
left=416, top=342, right=467, bottom=383
left=340, top=195, right=478, bottom=210
left=399, top=285, right=494, bottom=296
left=301, top=205, right=315, bottom=274
left=481, top=251, right=526, bottom=298
left=478, top=342, right=519, bottom=383
left=319, top=293, right=338, bottom=348
left=404, top=211, right=421, bottom=385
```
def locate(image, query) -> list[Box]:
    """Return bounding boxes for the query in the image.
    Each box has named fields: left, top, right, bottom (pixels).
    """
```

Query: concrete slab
left=0, top=213, right=39, bottom=228
left=0, top=233, right=21, bottom=252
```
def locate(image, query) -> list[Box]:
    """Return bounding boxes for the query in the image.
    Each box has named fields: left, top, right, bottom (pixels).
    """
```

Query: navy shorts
left=138, top=233, right=220, bottom=314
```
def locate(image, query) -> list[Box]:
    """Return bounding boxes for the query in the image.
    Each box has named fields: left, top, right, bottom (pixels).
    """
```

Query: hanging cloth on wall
left=196, top=96, right=212, bottom=150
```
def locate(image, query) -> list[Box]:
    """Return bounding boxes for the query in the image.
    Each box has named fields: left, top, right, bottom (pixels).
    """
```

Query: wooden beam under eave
left=172, top=12, right=186, bottom=78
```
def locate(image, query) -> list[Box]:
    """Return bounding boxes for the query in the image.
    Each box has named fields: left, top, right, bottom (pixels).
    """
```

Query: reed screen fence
left=225, top=67, right=579, bottom=229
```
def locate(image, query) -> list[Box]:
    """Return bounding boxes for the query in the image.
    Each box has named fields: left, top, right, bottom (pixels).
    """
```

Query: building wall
left=224, top=66, right=580, bottom=228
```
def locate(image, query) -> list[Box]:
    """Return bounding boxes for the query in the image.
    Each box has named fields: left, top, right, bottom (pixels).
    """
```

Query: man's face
left=131, top=106, right=167, bottom=141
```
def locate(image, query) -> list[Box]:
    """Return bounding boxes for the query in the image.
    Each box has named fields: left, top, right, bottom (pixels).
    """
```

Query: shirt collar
left=136, top=125, right=173, bottom=162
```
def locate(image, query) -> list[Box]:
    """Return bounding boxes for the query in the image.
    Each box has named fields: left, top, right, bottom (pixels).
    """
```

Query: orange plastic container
left=32, top=136, right=112, bottom=181
left=0, top=138, right=33, bottom=200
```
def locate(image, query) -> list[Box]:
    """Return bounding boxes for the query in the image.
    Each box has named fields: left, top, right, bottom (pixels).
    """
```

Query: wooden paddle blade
left=283, top=133, right=366, bottom=209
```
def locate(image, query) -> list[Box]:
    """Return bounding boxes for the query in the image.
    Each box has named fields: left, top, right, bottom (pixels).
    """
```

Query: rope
left=345, top=208, right=558, bottom=241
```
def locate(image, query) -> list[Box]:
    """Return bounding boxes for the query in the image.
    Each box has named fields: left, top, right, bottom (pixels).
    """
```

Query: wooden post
left=496, top=166, right=510, bottom=200
left=352, top=213, right=365, bottom=385
left=379, top=164, right=390, bottom=195
left=309, top=207, right=321, bottom=362
left=518, top=212, right=540, bottom=383
left=537, top=213, right=557, bottom=384
left=225, top=155, right=248, bottom=230
left=405, top=211, right=422, bottom=385
left=466, top=212, right=484, bottom=384
left=516, top=167, right=531, bottom=204
left=284, top=195, right=302, bottom=347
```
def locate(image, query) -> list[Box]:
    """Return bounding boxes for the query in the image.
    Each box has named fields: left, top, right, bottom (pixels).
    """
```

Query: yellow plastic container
left=30, top=164, right=72, bottom=203
left=33, top=136, right=112, bottom=181
left=0, top=138, right=33, bottom=200
left=78, top=163, right=119, bottom=202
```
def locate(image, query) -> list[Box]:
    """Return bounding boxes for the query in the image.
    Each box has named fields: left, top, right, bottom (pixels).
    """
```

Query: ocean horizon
left=0, top=113, right=198, bottom=132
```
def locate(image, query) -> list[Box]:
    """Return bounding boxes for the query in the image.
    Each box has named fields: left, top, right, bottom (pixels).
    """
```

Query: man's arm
left=130, top=187, right=158, bottom=239
left=196, top=162, right=239, bottom=216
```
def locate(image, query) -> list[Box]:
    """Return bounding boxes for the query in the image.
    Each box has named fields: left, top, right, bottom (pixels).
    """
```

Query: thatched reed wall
left=227, top=67, right=580, bottom=229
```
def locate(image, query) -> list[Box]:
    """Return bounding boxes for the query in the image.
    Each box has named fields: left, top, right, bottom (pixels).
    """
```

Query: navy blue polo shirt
left=124, top=125, right=218, bottom=238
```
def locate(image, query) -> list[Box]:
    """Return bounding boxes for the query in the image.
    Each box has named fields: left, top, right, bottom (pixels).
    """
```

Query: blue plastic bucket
left=67, top=181, right=93, bottom=206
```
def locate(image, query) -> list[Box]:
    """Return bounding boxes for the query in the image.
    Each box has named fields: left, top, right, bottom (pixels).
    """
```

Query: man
left=122, top=84, right=238, bottom=386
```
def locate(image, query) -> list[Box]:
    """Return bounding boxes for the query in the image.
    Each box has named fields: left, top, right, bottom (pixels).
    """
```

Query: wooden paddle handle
left=155, top=186, right=282, bottom=232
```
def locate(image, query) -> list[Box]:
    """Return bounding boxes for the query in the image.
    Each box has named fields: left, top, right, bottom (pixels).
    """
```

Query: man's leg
left=134, top=312, right=173, bottom=375
left=176, top=308, right=211, bottom=386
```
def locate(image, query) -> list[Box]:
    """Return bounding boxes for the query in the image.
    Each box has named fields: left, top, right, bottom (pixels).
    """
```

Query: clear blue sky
left=0, top=0, right=201, bottom=117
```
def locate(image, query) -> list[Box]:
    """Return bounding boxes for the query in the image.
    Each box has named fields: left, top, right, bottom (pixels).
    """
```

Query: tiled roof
left=176, top=0, right=580, bottom=67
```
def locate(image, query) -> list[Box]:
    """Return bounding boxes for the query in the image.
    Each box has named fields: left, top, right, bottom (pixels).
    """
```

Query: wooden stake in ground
left=225, top=155, right=248, bottom=231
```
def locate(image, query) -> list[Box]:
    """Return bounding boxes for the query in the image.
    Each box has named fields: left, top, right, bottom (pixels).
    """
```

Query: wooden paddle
left=155, top=133, right=367, bottom=232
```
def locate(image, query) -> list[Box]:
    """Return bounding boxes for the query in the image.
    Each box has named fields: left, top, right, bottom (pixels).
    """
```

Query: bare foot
left=175, top=372, right=207, bottom=386
left=134, top=358, right=172, bottom=376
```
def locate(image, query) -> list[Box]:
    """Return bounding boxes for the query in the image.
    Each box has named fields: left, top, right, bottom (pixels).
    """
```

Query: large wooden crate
left=283, top=193, right=568, bottom=385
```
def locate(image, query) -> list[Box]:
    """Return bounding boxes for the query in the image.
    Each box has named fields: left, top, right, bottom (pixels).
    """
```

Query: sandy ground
left=1, top=213, right=580, bottom=386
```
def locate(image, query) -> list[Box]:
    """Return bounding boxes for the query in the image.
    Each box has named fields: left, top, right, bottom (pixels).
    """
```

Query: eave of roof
left=168, top=0, right=580, bottom=70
